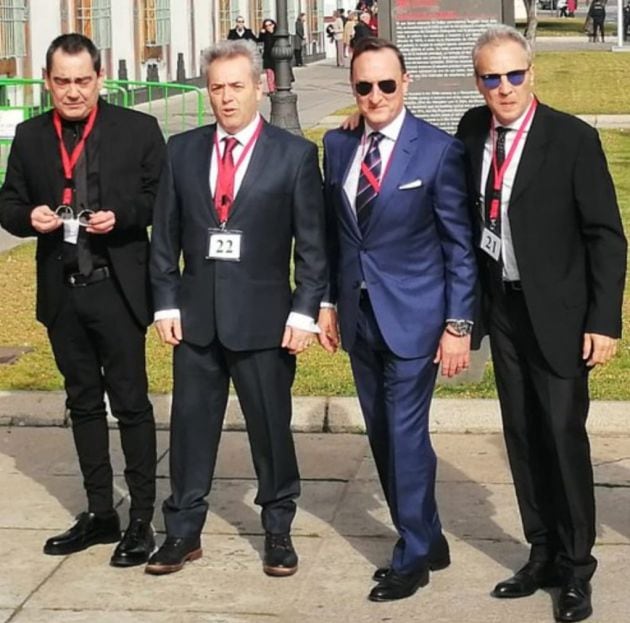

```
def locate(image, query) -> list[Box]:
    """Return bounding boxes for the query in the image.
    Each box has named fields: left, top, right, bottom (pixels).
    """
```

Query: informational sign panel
left=382, top=0, right=510, bottom=133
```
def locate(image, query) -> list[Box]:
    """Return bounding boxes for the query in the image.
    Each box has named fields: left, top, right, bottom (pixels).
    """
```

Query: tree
left=522, top=0, right=538, bottom=42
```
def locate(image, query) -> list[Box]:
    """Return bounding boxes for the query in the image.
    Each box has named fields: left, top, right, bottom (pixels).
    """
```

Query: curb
left=0, top=390, right=627, bottom=435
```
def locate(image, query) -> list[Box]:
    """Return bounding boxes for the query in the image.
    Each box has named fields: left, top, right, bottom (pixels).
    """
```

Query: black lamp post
left=270, top=0, right=302, bottom=135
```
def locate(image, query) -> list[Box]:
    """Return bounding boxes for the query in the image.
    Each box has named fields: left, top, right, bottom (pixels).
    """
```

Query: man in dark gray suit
left=147, top=40, right=327, bottom=577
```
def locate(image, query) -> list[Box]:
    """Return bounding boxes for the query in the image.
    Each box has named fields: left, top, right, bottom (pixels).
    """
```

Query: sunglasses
left=478, top=68, right=529, bottom=90
left=354, top=79, right=397, bottom=97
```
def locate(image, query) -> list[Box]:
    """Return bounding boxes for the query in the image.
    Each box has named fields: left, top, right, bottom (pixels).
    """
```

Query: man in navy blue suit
left=318, top=37, right=477, bottom=602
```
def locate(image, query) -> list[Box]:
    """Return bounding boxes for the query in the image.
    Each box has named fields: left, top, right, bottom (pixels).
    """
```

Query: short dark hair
left=46, top=33, right=101, bottom=74
left=350, top=37, right=407, bottom=76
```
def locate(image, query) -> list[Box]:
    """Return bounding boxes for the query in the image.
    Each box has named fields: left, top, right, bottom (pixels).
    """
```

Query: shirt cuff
left=286, top=311, right=320, bottom=334
left=154, top=309, right=181, bottom=321
left=320, top=301, right=336, bottom=309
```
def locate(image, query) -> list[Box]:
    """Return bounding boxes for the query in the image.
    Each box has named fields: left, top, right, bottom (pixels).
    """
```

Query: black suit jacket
left=227, top=28, right=258, bottom=42
left=0, top=100, right=165, bottom=328
left=457, top=103, right=627, bottom=378
left=149, top=120, right=327, bottom=351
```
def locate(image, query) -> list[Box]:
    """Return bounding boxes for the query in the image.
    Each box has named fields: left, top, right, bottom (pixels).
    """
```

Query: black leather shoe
left=369, top=567, right=429, bottom=602
left=43, top=511, right=121, bottom=556
left=492, top=561, right=561, bottom=598
left=144, top=536, right=202, bottom=575
left=373, top=534, right=451, bottom=581
left=110, top=518, right=155, bottom=567
left=263, top=533, right=298, bottom=577
left=556, top=578, right=592, bottom=622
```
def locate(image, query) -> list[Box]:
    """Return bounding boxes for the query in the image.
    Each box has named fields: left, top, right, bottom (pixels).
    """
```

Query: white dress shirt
left=480, top=98, right=535, bottom=282
left=155, top=112, right=318, bottom=333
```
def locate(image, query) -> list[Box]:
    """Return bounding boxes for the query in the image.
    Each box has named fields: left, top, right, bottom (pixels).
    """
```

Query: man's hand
left=86, top=210, right=116, bottom=234
left=582, top=332, right=618, bottom=367
left=318, top=308, right=340, bottom=353
left=434, top=331, right=471, bottom=377
left=31, top=205, right=62, bottom=233
left=155, top=317, right=182, bottom=346
left=340, top=111, right=362, bottom=131
left=282, top=326, right=316, bottom=355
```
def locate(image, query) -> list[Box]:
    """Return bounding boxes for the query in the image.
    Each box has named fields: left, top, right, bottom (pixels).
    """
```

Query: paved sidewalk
left=1, top=426, right=630, bottom=623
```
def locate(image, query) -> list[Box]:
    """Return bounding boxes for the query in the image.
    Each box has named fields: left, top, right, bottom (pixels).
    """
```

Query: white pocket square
left=398, top=179, right=423, bottom=190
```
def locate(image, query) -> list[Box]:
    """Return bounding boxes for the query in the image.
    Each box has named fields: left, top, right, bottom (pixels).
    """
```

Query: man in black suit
left=227, top=16, right=258, bottom=43
left=146, top=39, right=327, bottom=577
left=457, top=26, right=626, bottom=622
left=0, top=34, right=165, bottom=566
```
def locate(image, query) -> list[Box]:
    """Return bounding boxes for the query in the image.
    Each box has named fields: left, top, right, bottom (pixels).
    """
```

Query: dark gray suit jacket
left=150, top=120, right=327, bottom=351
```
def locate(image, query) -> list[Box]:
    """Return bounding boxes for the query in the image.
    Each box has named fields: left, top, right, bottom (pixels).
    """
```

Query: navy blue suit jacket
left=323, top=110, right=477, bottom=358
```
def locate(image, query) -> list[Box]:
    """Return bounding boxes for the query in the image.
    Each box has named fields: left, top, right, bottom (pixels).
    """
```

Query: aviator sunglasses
left=354, top=79, right=397, bottom=97
left=478, top=68, right=529, bottom=90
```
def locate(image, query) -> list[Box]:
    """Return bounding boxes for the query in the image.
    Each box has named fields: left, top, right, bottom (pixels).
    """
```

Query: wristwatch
left=445, top=320, right=473, bottom=337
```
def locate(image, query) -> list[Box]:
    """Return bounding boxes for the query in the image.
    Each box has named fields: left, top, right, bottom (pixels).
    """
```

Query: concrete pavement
left=2, top=424, right=630, bottom=622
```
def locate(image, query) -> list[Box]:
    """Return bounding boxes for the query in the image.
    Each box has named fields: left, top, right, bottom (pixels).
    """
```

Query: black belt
left=65, top=266, right=110, bottom=287
left=503, top=280, right=523, bottom=292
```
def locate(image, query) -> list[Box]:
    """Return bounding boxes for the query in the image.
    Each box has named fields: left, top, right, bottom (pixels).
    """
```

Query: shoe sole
left=263, top=563, right=298, bottom=577
left=144, top=548, right=203, bottom=575
left=110, top=555, right=152, bottom=568
left=43, top=534, right=121, bottom=556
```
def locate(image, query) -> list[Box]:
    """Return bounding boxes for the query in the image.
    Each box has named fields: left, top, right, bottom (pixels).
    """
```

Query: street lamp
left=270, top=0, right=302, bottom=135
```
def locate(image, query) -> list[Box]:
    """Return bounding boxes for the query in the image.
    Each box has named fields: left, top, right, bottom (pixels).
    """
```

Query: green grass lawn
left=534, top=52, right=630, bottom=114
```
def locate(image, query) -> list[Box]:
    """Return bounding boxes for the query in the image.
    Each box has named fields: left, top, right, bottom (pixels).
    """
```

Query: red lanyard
left=359, top=132, right=394, bottom=194
left=52, top=105, right=98, bottom=205
left=213, top=117, right=264, bottom=224
left=488, top=98, right=538, bottom=222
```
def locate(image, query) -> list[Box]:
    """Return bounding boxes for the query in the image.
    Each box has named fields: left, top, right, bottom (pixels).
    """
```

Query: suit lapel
left=40, top=112, right=64, bottom=206
left=226, top=121, right=269, bottom=222
left=364, top=111, right=417, bottom=236
left=338, top=128, right=362, bottom=239
left=508, top=105, right=550, bottom=210
left=197, top=124, right=220, bottom=227
left=97, top=101, right=117, bottom=209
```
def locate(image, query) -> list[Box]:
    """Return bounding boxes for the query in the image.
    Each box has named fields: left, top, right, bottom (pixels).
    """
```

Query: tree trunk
left=522, top=0, right=538, bottom=42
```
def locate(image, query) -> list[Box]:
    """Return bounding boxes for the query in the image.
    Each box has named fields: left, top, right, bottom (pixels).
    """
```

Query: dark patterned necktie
left=356, top=131, right=384, bottom=235
left=484, top=126, right=509, bottom=235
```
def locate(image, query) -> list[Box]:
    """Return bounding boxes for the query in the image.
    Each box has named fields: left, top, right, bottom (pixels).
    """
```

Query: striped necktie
left=356, top=131, right=384, bottom=235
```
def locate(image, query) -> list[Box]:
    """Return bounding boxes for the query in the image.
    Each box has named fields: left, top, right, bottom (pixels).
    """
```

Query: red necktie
left=216, top=136, right=239, bottom=223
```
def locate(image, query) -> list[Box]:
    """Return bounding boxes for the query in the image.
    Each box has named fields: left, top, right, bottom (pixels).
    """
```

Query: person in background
left=343, top=11, right=357, bottom=64
left=352, top=11, right=373, bottom=47
left=294, top=12, right=306, bottom=66
left=332, top=10, right=345, bottom=67
left=260, top=19, right=277, bottom=94
left=227, top=16, right=258, bottom=42
left=587, top=0, right=606, bottom=42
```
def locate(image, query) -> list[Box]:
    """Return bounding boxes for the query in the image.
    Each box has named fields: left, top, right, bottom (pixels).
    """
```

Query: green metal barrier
left=0, top=77, right=207, bottom=183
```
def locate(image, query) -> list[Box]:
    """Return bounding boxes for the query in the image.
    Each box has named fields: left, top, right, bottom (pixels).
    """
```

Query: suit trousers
left=349, top=293, right=442, bottom=574
left=47, top=277, right=156, bottom=520
left=488, top=283, right=596, bottom=579
left=163, top=339, right=299, bottom=538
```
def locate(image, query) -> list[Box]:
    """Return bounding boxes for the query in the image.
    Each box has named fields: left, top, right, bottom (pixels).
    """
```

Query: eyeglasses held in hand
left=354, top=79, right=397, bottom=97
left=55, top=204, right=94, bottom=227
left=478, top=69, right=529, bottom=90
